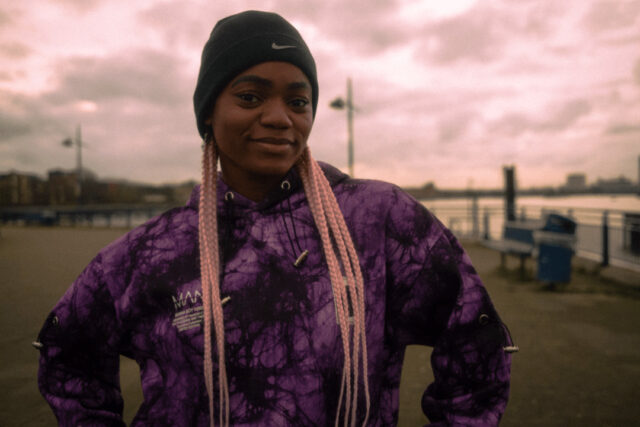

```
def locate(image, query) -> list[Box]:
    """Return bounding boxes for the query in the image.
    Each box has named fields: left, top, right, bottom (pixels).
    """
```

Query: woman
left=36, top=10, right=514, bottom=426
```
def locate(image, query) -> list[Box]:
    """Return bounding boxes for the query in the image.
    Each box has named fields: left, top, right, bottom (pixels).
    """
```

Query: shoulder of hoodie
left=323, top=164, right=456, bottom=260
left=95, top=196, right=199, bottom=272
left=319, top=161, right=438, bottom=228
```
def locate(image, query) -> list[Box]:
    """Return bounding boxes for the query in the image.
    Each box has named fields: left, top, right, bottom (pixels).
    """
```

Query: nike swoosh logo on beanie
left=271, top=42, right=296, bottom=50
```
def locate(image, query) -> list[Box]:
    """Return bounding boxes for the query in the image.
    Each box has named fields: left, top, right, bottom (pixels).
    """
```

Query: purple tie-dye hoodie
left=37, top=163, right=511, bottom=426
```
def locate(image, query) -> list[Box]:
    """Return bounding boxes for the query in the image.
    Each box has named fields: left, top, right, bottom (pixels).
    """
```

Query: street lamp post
left=62, top=124, right=83, bottom=204
left=330, top=78, right=355, bottom=177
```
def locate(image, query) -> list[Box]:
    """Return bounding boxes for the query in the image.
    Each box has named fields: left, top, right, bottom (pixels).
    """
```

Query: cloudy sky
left=1, top=0, right=639, bottom=189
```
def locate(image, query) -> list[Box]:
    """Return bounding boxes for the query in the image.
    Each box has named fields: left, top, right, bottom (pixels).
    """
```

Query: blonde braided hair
left=199, top=143, right=369, bottom=426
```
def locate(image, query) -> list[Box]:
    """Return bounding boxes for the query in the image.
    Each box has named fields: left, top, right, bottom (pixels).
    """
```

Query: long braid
left=298, top=148, right=370, bottom=426
left=310, top=159, right=364, bottom=427
left=308, top=158, right=358, bottom=426
left=332, top=194, right=371, bottom=427
left=199, top=140, right=230, bottom=427
left=297, top=152, right=353, bottom=425
left=316, top=154, right=370, bottom=426
left=316, top=161, right=371, bottom=426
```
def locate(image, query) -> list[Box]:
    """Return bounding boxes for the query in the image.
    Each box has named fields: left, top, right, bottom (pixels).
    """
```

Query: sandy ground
left=1, top=226, right=639, bottom=426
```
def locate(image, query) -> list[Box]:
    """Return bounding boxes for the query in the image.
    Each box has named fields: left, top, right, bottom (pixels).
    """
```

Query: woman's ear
left=204, top=128, right=214, bottom=144
left=205, top=118, right=214, bottom=141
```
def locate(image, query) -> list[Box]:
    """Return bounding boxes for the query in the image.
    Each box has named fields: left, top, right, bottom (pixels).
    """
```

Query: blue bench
left=484, top=220, right=543, bottom=279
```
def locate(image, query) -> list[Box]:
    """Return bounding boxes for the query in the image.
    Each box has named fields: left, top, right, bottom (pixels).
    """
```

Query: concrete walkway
left=1, top=227, right=638, bottom=426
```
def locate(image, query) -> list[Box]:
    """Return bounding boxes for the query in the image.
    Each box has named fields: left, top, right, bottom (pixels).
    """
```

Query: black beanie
left=193, top=10, right=318, bottom=139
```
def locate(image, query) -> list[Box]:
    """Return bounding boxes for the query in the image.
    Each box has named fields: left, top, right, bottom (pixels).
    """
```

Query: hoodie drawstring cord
left=221, top=191, right=235, bottom=269
left=280, top=180, right=309, bottom=268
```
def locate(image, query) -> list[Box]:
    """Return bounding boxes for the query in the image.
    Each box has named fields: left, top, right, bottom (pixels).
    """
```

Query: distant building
left=1, top=167, right=195, bottom=206
left=0, top=172, right=47, bottom=206
left=592, top=176, right=636, bottom=193
left=48, top=169, right=80, bottom=205
left=404, top=182, right=439, bottom=199
left=48, top=168, right=102, bottom=204
left=565, top=173, right=586, bottom=191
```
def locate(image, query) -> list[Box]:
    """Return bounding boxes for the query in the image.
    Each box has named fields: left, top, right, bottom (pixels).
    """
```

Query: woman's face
left=208, top=61, right=314, bottom=190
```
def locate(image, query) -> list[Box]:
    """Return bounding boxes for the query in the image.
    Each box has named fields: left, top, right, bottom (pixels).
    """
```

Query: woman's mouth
left=252, top=137, right=294, bottom=146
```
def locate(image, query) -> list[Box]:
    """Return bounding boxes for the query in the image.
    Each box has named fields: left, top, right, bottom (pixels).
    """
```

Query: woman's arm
left=385, top=189, right=512, bottom=426
left=36, top=254, right=126, bottom=427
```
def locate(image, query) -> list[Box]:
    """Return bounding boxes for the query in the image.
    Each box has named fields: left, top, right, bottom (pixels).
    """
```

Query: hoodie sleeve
left=36, top=253, right=126, bottom=427
left=384, top=189, right=512, bottom=426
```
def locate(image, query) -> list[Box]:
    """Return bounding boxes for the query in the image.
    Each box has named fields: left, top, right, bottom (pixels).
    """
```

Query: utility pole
left=76, top=124, right=83, bottom=203
left=504, top=165, right=516, bottom=222
left=330, top=78, right=355, bottom=177
left=346, top=78, right=354, bottom=178
left=62, top=124, right=84, bottom=204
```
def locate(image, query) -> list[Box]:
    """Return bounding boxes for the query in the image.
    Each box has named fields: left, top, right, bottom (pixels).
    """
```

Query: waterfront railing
left=0, top=204, right=174, bottom=229
left=424, top=201, right=640, bottom=272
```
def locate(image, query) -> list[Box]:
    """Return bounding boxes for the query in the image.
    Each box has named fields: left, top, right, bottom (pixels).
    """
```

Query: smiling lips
left=251, top=137, right=294, bottom=145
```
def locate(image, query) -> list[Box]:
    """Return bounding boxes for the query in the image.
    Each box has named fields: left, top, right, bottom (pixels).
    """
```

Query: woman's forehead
left=229, top=61, right=311, bottom=89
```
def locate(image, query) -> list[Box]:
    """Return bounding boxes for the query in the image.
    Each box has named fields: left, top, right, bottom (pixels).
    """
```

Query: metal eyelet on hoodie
left=281, top=180, right=291, bottom=191
left=224, top=191, right=234, bottom=201
left=478, top=314, right=490, bottom=325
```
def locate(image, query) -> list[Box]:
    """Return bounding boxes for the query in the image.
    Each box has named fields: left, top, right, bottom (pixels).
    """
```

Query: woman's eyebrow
left=231, top=75, right=310, bottom=91
left=287, top=81, right=310, bottom=91
left=231, top=75, right=271, bottom=88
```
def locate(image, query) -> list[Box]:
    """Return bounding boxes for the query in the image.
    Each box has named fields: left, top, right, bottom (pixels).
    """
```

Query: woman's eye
left=290, top=98, right=309, bottom=108
left=236, top=93, right=259, bottom=104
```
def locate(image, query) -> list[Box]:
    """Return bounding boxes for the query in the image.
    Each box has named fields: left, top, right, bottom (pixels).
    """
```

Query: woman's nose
left=260, top=99, right=293, bottom=128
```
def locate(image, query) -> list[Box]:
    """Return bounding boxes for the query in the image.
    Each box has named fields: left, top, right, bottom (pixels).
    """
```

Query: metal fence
left=0, top=204, right=173, bottom=229
left=425, top=200, right=640, bottom=272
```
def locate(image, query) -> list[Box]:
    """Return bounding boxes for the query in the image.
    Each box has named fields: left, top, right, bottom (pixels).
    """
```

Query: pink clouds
left=0, top=0, right=638, bottom=188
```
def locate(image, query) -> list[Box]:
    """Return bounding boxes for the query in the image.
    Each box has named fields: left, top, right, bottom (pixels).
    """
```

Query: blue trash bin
left=534, top=214, right=577, bottom=283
